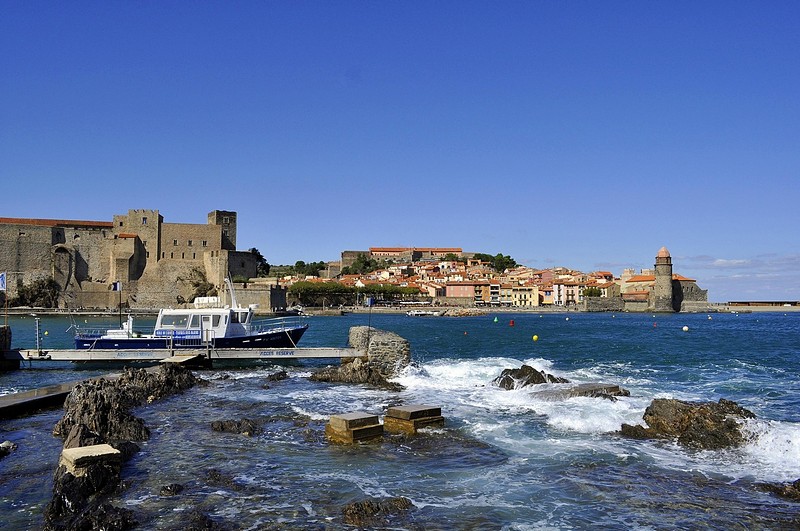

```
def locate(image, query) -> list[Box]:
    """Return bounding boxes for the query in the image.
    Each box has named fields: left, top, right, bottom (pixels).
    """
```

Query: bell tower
left=653, top=246, right=674, bottom=312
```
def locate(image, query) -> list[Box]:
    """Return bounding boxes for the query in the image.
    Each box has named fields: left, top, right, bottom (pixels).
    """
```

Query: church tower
left=653, top=246, right=675, bottom=312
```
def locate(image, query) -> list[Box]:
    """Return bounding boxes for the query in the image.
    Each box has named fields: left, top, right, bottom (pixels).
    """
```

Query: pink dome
left=656, top=246, right=671, bottom=258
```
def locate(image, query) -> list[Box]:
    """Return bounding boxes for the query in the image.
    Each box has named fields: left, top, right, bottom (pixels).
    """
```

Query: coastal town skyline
left=2, top=3, right=798, bottom=302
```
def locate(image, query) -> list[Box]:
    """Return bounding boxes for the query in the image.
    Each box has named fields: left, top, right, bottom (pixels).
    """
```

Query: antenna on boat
left=224, top=276, right=239, bottom=308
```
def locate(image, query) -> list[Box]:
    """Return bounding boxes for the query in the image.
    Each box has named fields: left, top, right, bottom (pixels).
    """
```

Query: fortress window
left=162, top=252, right=165, bottom=259
left=170, top=252, right=174, bottom=259
left=173, top=240, right=178, bottom=246
left=181, top=253, right=185, bottom=259
left=146, top=252, right=150, bottom=258
left=202, top=240, right=207, bottom=247
left=223, top=216, right=229, bottom=224
left=142, top=217, right=147, bottom=225
left=188, top=240, right=193, bottom=246
left=119, top=221, right=123, bottom=227
left=192, top=252, right=196, bottom=259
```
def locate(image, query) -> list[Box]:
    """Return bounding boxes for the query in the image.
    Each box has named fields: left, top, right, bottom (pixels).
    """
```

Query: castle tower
left=653, top=246, right=674, bottom=312
left=208, top=210, right=237, bottom=250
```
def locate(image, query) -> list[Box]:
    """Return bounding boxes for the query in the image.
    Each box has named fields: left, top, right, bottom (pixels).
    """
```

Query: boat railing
left=248, top=315, right=306, bottom=334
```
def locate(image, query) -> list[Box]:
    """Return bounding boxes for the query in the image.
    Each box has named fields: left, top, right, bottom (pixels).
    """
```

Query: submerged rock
left=0, top=440, right=18, bottom=459
left=493, top=364, right=570, bottom=389
left=310, top=327, right=410, bottom=390
left=620, top=398, right=756, bottom=449
left=159, top=483, right=184, bottom=496
left=759, top=479, right=800, bottom=502
left=341, top=496, right=414, bottom=527
left=210, top=418, right=261, bottom=436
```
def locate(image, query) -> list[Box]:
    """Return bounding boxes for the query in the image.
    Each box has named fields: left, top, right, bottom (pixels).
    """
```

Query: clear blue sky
left=2, top=1, right=798, bottom=302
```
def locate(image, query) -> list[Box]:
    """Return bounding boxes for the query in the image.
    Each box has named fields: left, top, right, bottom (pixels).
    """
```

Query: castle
left=0, top=210, right=283, bottom=310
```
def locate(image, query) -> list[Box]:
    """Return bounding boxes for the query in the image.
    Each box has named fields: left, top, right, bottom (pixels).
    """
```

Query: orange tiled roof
left=626, top=275, right=655, bottom=283
left=0, top=217, right=114, bottom=228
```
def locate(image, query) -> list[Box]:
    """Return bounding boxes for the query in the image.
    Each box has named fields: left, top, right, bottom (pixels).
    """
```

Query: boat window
left=213, top=315, right=221, bottom=327
left=238, top=312, right=247, bottom=323
left=231, top=312, right=239, bottom=323
left=189, top=314, right=200, bottom=328
left=160, top=314, right=190, bottom=328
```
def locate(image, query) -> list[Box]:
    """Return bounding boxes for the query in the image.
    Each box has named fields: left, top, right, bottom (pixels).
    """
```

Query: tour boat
left=73, top=280, right=308, bottom=350
left=406, top=309, right=442, bottom=317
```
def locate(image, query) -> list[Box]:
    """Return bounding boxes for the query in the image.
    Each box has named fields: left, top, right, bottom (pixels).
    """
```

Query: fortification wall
left=583, top=297, right=624, bottom=312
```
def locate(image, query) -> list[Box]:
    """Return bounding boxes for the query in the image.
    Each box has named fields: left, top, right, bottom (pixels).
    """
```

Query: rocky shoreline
left=5, top=325, right=795, bottom=529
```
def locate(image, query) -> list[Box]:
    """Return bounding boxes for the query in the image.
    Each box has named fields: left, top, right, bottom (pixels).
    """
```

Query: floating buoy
left=682, top=325, right=689, bottom=332
left=493, top=317, right=498, bottom=323
left=464, top=331, right=468, bottom=335
left=708, top=315, right=712, bottom=320
left=653, top=322, right=657, bottom=328
left=532, top=335, right=539, bottom=342
left=565, top=317, right=570, bottom=321
left=509, top=320, right=515, bottom=327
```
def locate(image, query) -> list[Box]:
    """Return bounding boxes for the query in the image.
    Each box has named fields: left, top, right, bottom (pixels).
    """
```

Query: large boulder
left=310, top=327, right=409, bottom=390
left=493, top=364, right=569, bottom=390
left=348, top=326, right=411, bottom=378
left=620, top=398, right=756, bottom=449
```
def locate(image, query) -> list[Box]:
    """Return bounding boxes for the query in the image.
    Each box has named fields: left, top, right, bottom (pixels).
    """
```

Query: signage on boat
left=154, top=330, right=202, bottom=339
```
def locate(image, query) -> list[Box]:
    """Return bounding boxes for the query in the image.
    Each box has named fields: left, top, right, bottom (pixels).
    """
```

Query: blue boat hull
left=75, top=325, right=308, bottom=350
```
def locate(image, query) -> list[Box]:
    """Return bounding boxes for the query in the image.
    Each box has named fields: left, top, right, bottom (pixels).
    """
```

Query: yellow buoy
left=44, top=331, right=49, bottom=336
left=532, top=335, right=539, bottom=342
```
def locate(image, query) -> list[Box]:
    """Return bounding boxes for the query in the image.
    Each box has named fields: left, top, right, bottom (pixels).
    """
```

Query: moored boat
left=73, top=279, right=308, bottom=350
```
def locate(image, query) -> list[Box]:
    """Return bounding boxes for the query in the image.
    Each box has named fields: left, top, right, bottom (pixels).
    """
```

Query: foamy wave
left=742, top=419, right=800, bottom=481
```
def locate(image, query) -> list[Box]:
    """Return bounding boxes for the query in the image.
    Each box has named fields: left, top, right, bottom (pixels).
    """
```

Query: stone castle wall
left=0, top=210, right=260, bottom=310
left=583, top=297, right=625, bottom=312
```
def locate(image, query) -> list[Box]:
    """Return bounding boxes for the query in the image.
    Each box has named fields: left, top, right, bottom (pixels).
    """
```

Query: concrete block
left=326, top=412, right=383, bottom=444
left=328, top=412, right=379, bottom=431
left=60, top=444, right=122, bottom=476
left=384, top=404, right=444, bottom=435
left=386, top=404, right=441, bottom=420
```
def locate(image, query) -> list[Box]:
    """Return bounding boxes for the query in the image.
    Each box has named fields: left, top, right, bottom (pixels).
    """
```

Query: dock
left=3, top=346, right=362, bottom=363
left=0, top=380, right=80, bottom=419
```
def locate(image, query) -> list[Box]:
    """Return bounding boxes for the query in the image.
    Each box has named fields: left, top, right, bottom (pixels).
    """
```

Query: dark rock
left=342, top=496, right=414, bottom=527
left=73, top=502, right=138, bottom=531
left=493, top=364, right=570, bottom=390
left=310, top=357, right=404, bottom=391
left=63, top=424, right=104, bottom=449
left=160, top=483, right=184, bottom=496
left=165, top=509, right=226, bottom=530
left=758, top=479, right=800, bottom=502
left=0, top=440, right=18, bottom=459
left=620, top=398, right=756, bottom=449
left=111, top=440, right=141, bottom=462
left=210, top=418, right=261, bottom=436
left=205, top=469, right=243, bottom=491
left=53, top=365, right=199, bottom=442
left=266, top=370, right=289, bottom=381
left=45, top=462, right=123, bottom=526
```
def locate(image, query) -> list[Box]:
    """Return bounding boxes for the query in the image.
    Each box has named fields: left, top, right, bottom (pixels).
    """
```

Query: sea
left=1, top=310, right=799, bottom=529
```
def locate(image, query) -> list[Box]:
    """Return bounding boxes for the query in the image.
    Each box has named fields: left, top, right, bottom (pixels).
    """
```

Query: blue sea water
left=1, top=311, right=799, bottom=529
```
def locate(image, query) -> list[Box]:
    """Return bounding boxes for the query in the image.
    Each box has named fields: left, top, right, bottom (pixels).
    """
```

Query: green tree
left=249, top=248, right=270, bottom=277
left=583, top=287, right=602, bottom=297
left=472, top=253, right=518, bottom=272
left=10, top=277, right=61, bottom=308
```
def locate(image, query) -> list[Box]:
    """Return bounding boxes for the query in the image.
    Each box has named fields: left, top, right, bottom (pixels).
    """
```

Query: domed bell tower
left=653, top=246, right=675, bottom=312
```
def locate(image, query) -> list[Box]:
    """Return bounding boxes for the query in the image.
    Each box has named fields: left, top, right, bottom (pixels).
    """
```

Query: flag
left=0, top=272, right=6, bottom=292
left=111, top=281, right=121, bottom=291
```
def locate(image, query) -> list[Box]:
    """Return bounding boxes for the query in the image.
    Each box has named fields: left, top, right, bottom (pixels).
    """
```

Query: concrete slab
left=325, top=422, right=383, bottom=444
left=384, top=415, right=445, bottom=435
left=386, top=404, right=441, bottom=420
left=329, top=412, right=379, bottom=431
left=60, top=444, right=122, bottom=475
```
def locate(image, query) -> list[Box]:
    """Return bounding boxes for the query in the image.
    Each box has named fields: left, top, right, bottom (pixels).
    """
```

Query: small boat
left=73, top=279, right=308, bottom=350
left=406, top=310, right=442, bottom=317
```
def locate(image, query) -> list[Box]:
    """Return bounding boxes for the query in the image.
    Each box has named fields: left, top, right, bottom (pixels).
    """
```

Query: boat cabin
left=154, top=306, right=256, bottom=342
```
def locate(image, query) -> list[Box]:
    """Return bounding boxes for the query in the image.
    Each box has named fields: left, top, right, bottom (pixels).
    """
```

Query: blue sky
left=2, top=1, right=798, bottom=302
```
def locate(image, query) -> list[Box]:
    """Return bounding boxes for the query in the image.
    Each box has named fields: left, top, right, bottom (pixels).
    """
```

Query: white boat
left=406, top=310, right=442, bottom=317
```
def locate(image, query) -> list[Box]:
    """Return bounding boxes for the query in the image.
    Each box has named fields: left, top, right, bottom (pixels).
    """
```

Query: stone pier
left=384, top=405, right=444, bottom=435
left=325, top=412, right=384, bottom=444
